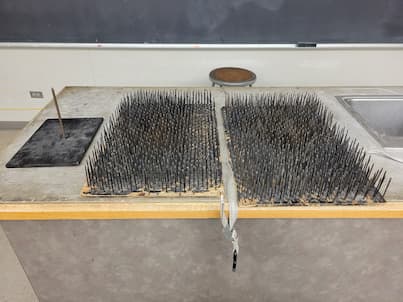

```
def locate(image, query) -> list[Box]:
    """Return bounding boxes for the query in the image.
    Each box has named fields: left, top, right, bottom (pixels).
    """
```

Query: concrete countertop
left=0, top=86, right=402, bottom=219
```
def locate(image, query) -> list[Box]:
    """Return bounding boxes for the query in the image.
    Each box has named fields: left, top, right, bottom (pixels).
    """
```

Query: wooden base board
left=1, top=202, right=403, bottom=220
left=81, top=185, right=223, bottom=198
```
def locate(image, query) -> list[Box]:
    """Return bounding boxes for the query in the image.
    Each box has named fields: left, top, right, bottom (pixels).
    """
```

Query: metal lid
left=209, top=67, right=256, bottom=87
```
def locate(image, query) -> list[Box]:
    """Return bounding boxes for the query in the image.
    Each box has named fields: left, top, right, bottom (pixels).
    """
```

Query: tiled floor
left=0, top=129, right=39, bottom=302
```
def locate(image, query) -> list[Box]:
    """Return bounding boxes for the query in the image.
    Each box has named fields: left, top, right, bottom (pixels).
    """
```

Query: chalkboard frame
left=1, top=42, right=403, bottom=50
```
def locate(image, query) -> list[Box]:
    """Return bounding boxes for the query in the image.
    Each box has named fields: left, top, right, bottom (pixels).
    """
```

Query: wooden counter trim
left=1, top=202, right=403, bottom=220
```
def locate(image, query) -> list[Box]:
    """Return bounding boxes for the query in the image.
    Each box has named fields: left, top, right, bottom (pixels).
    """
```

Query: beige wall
left=1, top=46, right=403, bottom=121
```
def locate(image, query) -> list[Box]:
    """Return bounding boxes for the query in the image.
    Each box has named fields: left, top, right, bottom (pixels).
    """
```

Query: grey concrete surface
left=1, top=86, right=403, bottom=202
left=0, top=129, right=39, bottom=302
left=0, top=227, right=39, bottom=302
left=2, top=219, right=403, bottom=302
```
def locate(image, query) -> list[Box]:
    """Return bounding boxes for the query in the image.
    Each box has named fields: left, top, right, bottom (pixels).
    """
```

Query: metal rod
left=51, top=88, right=65, bottom=139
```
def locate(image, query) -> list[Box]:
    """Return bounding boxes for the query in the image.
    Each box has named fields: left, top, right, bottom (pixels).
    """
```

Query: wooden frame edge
left=1, top=202, right=403, bottom=220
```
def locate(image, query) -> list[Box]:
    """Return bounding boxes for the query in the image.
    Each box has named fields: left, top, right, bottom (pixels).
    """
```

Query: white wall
left=1, top=46, right=403, bottom=121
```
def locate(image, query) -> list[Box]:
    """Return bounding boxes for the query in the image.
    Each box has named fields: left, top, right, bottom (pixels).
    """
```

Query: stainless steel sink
left=337, top=96, right=403, bottom=148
